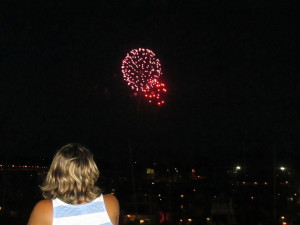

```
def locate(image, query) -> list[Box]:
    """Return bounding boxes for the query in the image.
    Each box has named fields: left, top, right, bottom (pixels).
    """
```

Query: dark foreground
left=1, top=163, right=300, bottom=225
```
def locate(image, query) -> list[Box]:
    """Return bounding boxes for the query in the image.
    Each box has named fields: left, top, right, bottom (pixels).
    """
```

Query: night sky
left=1, top=1, right=299, bottom=169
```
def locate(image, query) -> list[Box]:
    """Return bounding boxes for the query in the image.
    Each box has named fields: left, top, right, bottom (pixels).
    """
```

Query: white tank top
left=52, top=194, right=113, bottom=225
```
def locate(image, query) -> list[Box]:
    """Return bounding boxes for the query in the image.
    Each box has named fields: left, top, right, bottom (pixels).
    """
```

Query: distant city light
left=146, top=168, right=155, bottom=174
left=0, top=164, right=48, bottom=170
left=280, top=166, right=286, bottom=171
left=233, top=165, right=242, bottom=173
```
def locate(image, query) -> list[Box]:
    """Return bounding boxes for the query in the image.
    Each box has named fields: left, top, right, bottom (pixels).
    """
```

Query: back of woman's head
left=41, top=143, right=101, bottom=204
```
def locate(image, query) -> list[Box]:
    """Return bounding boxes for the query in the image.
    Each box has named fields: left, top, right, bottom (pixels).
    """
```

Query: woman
left=28, top=143, right=119, bottom=225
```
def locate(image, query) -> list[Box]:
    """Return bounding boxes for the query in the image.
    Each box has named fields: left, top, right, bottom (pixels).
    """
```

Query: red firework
left=121, top=48, right=162, bottom=92
left=142, top=80, right=167, bottom=106
left=121, top=48, right=167, bottom=105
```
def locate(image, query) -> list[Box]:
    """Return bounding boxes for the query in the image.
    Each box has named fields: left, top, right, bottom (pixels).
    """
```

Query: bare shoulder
left=103, top=194, right=119, bottom=206
left=27, top=200, right=52, bottom=225
left=103, top=194, right=120, bottom=225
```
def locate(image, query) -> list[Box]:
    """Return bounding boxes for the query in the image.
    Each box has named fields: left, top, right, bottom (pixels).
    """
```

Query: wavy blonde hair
left=41, top=143, right=101, bottom=204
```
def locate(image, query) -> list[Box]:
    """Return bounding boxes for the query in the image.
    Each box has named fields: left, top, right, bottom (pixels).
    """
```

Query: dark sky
left=0, top=1, right=299, bottom=168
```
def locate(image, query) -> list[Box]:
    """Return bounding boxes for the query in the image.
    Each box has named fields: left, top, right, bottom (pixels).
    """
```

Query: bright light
left=180, top=194, right=184, bottom=198
left=236, top=166, right=241, bottom=170
left=280, top=167, right=286, bottom=171
left=146, top=168, right=155, bottom=174
left=188, top=219, right=192, bottom=222
left=127, top=214, right=131, bottom=218
left=140, top=220, right=144, bottom=224
left=206, top=218, right=211, bottom=221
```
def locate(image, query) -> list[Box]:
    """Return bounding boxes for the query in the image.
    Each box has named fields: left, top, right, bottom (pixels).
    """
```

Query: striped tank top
left=52, top=194, right=113, bottom=225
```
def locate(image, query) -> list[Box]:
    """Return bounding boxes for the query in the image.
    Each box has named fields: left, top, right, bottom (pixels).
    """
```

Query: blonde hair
left=41, top=143, right=101, bottom=204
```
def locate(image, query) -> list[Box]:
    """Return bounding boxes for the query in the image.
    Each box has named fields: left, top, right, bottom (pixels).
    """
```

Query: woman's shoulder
left=103, top=194, right=120, bottom=225
left=35, top=199, right=52, bottom=207
left=103, top=194, right=118, bottom=203
left=27, top=200, right=52, bottom=225
left=103, top=194, right=119, bottom=212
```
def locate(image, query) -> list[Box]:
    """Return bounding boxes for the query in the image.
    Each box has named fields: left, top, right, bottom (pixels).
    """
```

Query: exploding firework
left=121, top=48, right=162, bottom=92
left=121, top=48, right=167, bottom=106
